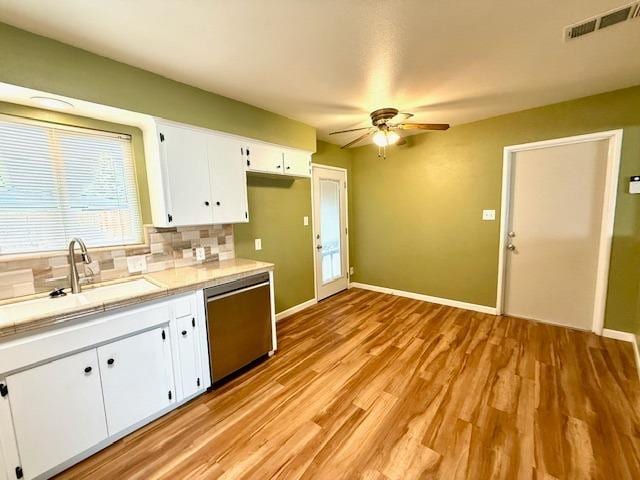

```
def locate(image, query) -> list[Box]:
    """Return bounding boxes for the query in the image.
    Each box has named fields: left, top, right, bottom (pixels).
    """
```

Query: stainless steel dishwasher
left=204, top=272, right=273, bottom=384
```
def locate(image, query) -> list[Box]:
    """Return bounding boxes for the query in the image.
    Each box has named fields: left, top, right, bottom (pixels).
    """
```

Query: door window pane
left=320, top=178, right=341, bottom=283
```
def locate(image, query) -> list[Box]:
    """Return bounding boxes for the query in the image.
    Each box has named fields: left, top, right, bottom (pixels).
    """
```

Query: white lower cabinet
left=6, top=349, right=108, bottom=480
left=175, top=315, right=202, bottom=399
left=98, top=327, right=175, bottom=436
left=0, top=293, right=209, bottom=480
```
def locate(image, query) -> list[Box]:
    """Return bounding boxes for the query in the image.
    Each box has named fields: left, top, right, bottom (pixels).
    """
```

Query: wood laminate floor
left=57, top=288, right=640, bottom=480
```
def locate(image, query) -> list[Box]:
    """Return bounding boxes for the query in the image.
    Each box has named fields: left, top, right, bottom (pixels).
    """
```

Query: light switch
left=303, top=216, right=309, bottom=226
left=195, top=247, right=206, bottom=261
left=482, top=209, right=496, bottom=221
left=255, top=238, right=262, bottom=251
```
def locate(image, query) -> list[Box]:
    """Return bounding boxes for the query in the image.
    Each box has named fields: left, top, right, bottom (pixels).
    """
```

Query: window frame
left=0, top=113, right=145, bottom=258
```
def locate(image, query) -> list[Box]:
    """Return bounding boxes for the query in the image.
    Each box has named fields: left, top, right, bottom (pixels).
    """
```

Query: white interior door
left=6, top=349, right=108, bottom=480
left=313, top=166, right=348, bottom=300
left=503, top=139, right=610, bottom=330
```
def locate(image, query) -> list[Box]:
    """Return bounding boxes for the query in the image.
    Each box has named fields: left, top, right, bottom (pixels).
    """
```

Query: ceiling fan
left=329, top=107, right=449, bottom=155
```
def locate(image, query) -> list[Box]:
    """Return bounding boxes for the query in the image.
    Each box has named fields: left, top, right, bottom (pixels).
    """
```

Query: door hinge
left=197, top=377, right=201, bottom=387
left=192, top=317, right=196, bottom=328
left=161, top=330, right=166, bottom=340
left=0, top=383, right=8, bottom=397
left=345, top=227, right=348, bottom=235
left=159, top=132, right=165, bottom=142
left=15, top=466, right=23, bottom=479
left=167, top=213, right=173, bottom=223
left=245, top=211, right=248, bottom=219
left=168, top=390, right=172, bottom=400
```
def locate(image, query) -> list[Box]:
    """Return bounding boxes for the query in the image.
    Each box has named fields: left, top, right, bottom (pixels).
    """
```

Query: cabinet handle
left=181, top=330, right=187, bottom=336
left=84, top=366, right=92, bottom=374
left=286, top=166, right=291, bottom=170
left=204, top=201, right=210, bottom=206
left=216, top=201, right=221, bottom=206
left=107, top=358, right=115, bottom=366
left=276, top=165, right=281, bottom=168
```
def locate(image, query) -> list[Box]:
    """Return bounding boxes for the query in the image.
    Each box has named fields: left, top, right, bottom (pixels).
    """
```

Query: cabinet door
left=98, top=327, right=174, bottom=436
left=159, top=123, right=213, bottom=225
left=247, top=143, right=284, bottom=174
left=283, top=150, right=311, bottom=177
left=176, top=315, right=202, bottom=399
left=6, top=349, right=107, bottom=480
left=208, top=135, right=249, bottom=224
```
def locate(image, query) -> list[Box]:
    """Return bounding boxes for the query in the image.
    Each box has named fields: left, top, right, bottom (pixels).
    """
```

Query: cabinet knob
left=84, top=366, right=92, bottom=374
left=107, top=358, right=115, bottom=366
left=276, top=164, right=281, bottom=168
left=216, top=201, right=221, bottom=206
left=181, top=330, right=187, bottom=336
left=204, top=201, right=210, bottom=206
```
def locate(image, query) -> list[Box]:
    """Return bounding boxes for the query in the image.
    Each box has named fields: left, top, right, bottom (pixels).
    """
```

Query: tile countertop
left=0, top=258, right=274, bottom=339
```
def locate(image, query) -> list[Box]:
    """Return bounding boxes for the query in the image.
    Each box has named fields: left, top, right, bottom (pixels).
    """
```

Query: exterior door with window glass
left=313, top=166, right=348, bottom=300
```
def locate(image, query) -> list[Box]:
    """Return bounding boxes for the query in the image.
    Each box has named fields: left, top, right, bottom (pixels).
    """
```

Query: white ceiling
left=0, top=0, right=639, bottom=145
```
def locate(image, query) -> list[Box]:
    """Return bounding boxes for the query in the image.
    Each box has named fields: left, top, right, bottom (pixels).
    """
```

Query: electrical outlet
left=482, top=209, right=496, bottom=221
left=349, top=266, right=355, bottom=275
left=195, top=247, right=206, bottom=261
left=303, top=216, right=309, bottom=226
left=126, top=255, right=147, bottom=273
left=255, top=238, right=262, bottom=251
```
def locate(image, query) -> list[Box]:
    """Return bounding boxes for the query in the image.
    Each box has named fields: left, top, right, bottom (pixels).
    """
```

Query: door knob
left=508, top=231, right=516, bottom=238
left=506, top=244, right=516, bottom=251
left=316, top=245, right=322, bottom=250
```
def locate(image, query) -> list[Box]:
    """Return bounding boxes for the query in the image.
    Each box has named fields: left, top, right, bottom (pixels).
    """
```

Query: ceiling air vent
left=565, top=2, right=639, bottom=41
left=599, top=5, right=633, bottom=29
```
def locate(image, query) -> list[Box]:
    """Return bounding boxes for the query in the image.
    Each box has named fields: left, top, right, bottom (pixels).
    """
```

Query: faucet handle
left=49, top=288, right=67, bottom=298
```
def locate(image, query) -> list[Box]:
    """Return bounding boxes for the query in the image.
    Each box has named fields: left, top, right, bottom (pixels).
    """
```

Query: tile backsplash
left=0, top=224, right=234, bottom=301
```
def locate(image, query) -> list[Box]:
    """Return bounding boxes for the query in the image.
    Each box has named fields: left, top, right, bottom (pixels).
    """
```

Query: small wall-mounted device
left=630, top=176, right=640, bottom=194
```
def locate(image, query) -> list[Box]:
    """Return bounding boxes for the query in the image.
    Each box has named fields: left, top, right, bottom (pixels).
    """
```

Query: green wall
left=0, top=22, right=316, bottom=313
left=350, top=85, right=640, bottom=333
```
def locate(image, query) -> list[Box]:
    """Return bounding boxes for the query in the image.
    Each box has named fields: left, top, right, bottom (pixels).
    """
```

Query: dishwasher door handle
left=206, top=281, right=270, bottom=302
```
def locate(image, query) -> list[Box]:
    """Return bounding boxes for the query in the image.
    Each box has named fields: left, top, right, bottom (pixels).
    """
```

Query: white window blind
left=0, top=115, right=143, bottom=255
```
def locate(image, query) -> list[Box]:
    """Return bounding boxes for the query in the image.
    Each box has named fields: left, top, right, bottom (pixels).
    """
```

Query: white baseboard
left=349, top=282, right=497, bottom=315
left=275, top=298, right=317, bottom=322
left=602, top=328, right=640, bottom=380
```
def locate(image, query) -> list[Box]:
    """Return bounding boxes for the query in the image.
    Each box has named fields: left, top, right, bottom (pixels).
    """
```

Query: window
left=0, top=115, right=143, bottom=255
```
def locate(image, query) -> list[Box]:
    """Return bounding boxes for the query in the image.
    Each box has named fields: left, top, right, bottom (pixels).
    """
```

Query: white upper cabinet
left=246, top=143, right=312, bottom=178
left=283, top=149, right=311, bottom=177
left=246, top=143, right=284, bottom=174
left=5, top=349, right=108, bottom=480
left=158, top=123, right=214, bottom=226
left=208, top=135, right=249, bottom=224
left=146, top=118, right=312, bottom=227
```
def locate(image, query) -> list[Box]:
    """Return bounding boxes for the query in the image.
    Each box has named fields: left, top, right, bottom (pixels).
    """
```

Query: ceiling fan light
left=373, top=130, right=399, bottom=147
left=387, top=130, right=400, bottom=144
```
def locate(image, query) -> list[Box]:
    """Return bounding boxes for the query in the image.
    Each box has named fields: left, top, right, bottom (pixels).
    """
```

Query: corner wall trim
left=602, top=328, right=640, bottom=380
left=275, top=298, right=317, bottom=322
left=349, top=282, right=497, bottom=315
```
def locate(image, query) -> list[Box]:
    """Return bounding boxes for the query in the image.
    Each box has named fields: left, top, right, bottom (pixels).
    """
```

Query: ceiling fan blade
left=329, top=126, right=372, bottom=135
left=390, top=112, right=414, bottom=124
left=340, top=130, right=372, bottom=149
left=398, top=123, right=450, bottom=131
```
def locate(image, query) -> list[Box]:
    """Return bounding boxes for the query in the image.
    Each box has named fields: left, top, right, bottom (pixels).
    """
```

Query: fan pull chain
left=377, top=145, right=387, bottom=159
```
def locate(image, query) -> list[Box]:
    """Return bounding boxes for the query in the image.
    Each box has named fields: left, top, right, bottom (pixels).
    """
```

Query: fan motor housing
left=370, top=108, right=399, bottom=126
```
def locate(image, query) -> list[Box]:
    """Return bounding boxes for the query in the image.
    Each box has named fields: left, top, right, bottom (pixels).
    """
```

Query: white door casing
left=312, top=165, right=349, bottom=301
left=497, top=130, right=623, bottom=333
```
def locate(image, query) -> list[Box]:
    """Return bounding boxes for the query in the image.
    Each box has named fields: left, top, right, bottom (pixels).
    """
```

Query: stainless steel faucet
left=68, top=238, right=92, bottom=294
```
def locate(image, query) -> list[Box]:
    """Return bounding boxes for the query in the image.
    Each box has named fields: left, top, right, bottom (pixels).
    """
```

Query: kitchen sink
left=0, top=279, right=162, bottom=323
